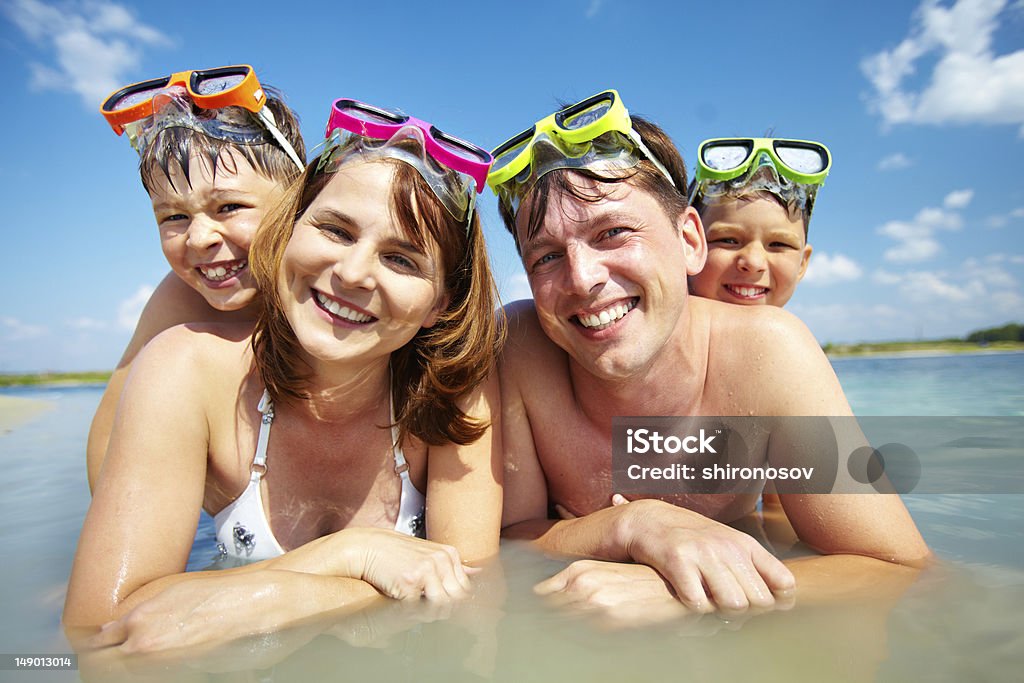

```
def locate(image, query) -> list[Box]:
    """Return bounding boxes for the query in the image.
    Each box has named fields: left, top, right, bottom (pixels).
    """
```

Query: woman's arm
left=68, top=325, right=216, bottom=626
left=425, top=371, right=503, bottom=564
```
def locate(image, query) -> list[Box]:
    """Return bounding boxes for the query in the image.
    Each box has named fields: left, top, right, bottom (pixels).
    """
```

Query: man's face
left=516, top=175, right=706, bottom=380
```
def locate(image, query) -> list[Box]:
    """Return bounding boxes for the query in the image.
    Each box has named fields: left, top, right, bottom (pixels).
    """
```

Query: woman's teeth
left=316, top=292, right=373, bottom=323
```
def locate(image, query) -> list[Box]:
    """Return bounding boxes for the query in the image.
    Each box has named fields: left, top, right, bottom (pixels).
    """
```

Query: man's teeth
left=730, top=286, right=767, bottom=297
left=577, top=301, right=634, bottom=329
left=199, top=261, right=245, bottom=281
left=316, top=292, right=373, bottom=323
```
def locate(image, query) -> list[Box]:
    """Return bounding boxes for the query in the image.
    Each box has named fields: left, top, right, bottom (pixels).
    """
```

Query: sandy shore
left=0, top=395, right=53, bottom=432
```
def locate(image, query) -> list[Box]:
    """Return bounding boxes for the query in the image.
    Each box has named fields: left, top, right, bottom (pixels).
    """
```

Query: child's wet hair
left=139, top=87, right=305, bottom=192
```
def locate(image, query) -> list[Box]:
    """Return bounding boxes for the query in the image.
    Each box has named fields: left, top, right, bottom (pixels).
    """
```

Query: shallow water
left=1, top=354, right=1022, bottom=682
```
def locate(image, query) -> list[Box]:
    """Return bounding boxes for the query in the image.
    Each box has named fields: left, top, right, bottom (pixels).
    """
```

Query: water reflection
left=3, top=372, right=1024, bottom=682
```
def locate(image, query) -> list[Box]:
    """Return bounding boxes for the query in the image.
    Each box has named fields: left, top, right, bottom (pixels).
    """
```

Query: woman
left=64, top=97, right=503, bottom=649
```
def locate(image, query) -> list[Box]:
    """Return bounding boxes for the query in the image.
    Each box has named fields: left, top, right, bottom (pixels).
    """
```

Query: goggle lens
left=108, top=80, right=170, bottom=112
left=703, top=144, right=751, bottom=171
left=434, top=131, right=491, bottom=163
left=775, top=145, right=827, bottom=174
left=345, top=103, right=405, bottom=126
left=562, top=99, right=612, bottom=130
left=193, top=73, right=246, bottom=96
left=492, top=131, right=533, bottom=173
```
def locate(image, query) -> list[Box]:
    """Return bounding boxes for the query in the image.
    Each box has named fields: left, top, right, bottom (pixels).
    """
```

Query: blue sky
left=1, top=0, right=1022, bottom=372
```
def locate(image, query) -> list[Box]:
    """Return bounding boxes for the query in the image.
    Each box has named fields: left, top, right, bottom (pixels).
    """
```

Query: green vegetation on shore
left=824, top=322, right=1024, bottom=357
left=0, top=371, right=111, bottom=387
left=823, top=340, right=1024, bottom=357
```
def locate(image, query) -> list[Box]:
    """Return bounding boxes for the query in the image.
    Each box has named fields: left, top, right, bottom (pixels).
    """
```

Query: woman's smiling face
left=279, top=160, right=448, bottom=370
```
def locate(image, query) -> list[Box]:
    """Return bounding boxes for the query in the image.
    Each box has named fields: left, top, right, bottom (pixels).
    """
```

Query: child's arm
left=86, top=273, right=228, bottom=491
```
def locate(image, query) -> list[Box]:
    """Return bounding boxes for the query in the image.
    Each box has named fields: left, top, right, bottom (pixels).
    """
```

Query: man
left=488, top=90, right=928, bottom=614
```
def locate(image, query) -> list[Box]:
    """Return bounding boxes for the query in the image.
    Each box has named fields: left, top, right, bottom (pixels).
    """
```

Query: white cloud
left=586, top=0, right=604, bottom=19
left=861, top=0, right=1024, bottom=135
left=878, top=152, right=913, bottom=171
left=2, top=317, right=47, bottom=341
left=877, top=193, right=968, bottom=262
left=873, top=262, right=1020, bottom=305
left=117, top=284, right=154, bottom=330
left=984, top=206, right=1024, bottom=227
left=803, top=252, right=864, bottom=285
left=790, top=302, right=902, bottom=342
left=3, top=0, right=171, bottom=108
left=66, top=317, right=107, bottom=331
left=943, top=188, right=974, bottom=209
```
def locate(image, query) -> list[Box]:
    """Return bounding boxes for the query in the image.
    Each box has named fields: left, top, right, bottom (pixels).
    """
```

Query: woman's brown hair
left=250, top=149, right=503, bottom=446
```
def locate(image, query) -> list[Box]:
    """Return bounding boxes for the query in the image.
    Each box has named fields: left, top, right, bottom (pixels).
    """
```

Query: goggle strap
left=627, top=129, right=675, bottom=188
left=257, top=108, right=304, bottom=172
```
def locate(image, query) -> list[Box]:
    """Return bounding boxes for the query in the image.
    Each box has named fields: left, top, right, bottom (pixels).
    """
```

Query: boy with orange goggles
left=86, top=64, right=306, bottom=491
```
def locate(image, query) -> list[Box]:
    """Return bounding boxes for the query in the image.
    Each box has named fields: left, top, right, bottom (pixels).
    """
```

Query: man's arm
left=758, top=311, right=930, bottom=565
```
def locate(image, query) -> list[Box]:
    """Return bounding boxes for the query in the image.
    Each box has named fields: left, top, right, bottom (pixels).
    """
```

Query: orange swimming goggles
left=100, top=65, right=266, bottom=135
left=99, top=64, right=303, bottom=170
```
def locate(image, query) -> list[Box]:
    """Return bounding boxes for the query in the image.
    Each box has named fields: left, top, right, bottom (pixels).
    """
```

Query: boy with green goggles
left=688, top=137, right=832, bottom=309
left=689, top=137, right=831, bottom=221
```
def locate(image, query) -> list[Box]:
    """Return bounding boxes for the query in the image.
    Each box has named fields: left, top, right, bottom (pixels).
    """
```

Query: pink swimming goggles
left=318, top=98, right=493, bottom=223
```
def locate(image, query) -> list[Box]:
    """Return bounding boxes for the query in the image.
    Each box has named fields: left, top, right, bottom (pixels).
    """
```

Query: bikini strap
left=389, top=387, right=410, bottom=478
left=252, top=389, right=274, bottom=480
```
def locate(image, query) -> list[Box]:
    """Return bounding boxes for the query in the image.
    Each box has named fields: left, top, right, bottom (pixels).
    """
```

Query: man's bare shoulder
left=693, top=297, right=840, bottom=413
left=697, top=297, right=821, bottom=359
left=499, top=299, right=567, bottom=374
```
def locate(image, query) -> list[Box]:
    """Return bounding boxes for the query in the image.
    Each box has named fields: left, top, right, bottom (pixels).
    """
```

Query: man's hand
left=535, top=559, right=794, bottom=631
left=616, top=497, right=796, bottom=612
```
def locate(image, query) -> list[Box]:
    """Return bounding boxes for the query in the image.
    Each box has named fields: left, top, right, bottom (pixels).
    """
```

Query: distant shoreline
left=2, top=343, right=1022, bottom=385
left=824, top=341, right=1024, bottom=359
left=0, top=371, right=111, bottom=388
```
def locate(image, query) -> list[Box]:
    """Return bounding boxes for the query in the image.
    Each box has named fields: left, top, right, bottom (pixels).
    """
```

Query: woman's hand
left=271, top=528, right=475, bottom=601
left=340, top=528, right=474, bottom=601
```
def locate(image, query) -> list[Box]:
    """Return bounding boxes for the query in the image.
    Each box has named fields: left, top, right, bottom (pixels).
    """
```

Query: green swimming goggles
left=689, top=137, right=832, bottom=215
left=487, top=89, right=675, bottom=214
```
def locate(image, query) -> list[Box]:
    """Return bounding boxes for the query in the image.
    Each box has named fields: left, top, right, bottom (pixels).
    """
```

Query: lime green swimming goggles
left=689, top=137, right=832, bottom=216
left=487, top=89, right=675, bottom=214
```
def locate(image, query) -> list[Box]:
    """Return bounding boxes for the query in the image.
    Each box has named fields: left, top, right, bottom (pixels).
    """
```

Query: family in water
left=64, top=65, right=929, bottom=651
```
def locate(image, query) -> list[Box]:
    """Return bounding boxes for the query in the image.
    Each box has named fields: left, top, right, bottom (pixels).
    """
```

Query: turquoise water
left=0, top=353, right=1021, bottom=681
left=832, top=351, right=1024, bottom=417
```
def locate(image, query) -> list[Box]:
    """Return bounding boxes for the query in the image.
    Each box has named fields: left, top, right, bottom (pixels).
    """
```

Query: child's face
left=690, top=196, right=812, bottom=307
left=147, top=148, right=286, bottom=312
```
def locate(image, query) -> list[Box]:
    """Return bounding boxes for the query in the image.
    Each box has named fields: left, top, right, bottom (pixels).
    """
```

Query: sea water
left=1, top=353, right=1021, bottom=682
